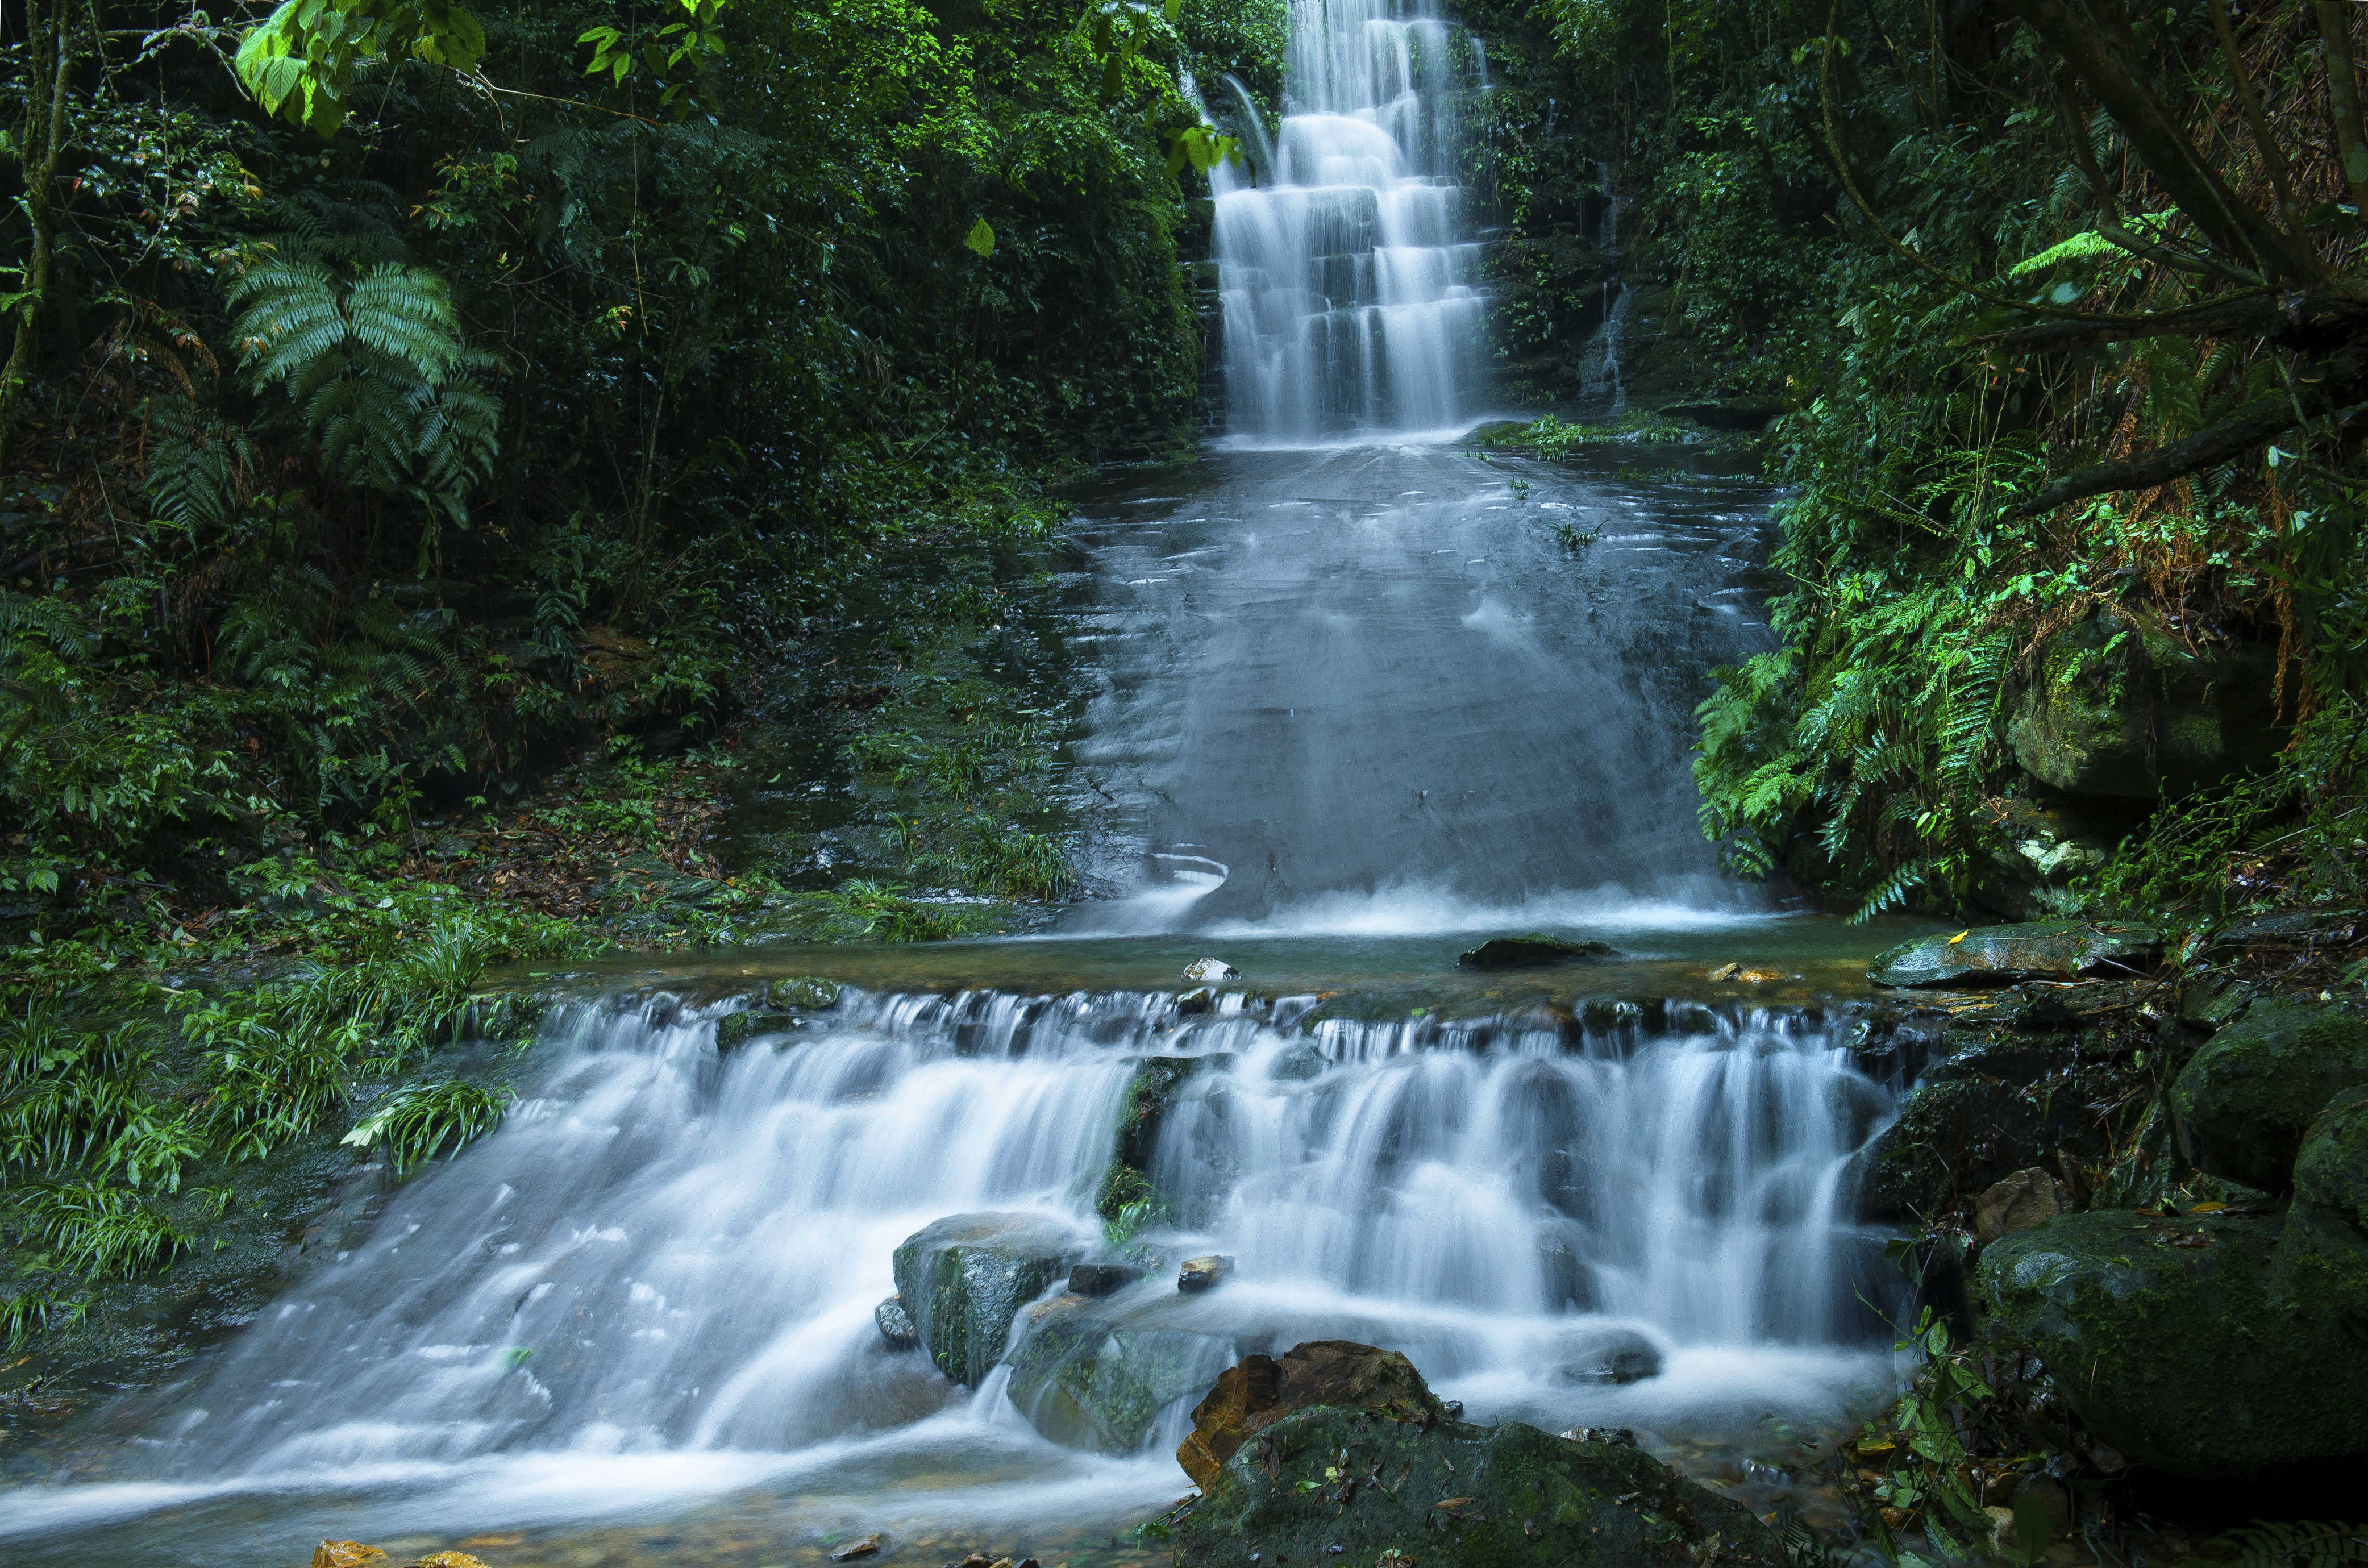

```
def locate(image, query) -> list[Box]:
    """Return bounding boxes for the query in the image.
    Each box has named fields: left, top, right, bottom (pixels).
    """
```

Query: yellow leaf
left=2188, top=1201, right=2228, bottom=1213
left=1947, top=930, right=1970, bottom=944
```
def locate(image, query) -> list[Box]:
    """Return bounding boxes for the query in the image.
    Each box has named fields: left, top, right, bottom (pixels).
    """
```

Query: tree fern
left=228, top=257, right=500, bottom=523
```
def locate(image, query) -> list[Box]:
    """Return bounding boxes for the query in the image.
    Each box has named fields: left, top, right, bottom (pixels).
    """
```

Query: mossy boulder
left=1175, top=1400, right=1784, bottom=1568
left=890, top=1212, right=1085, bottom=1386
left=2295, top=1086, right=2368, bottom=1236
left=1458, top=934, right=1622, bottom=971
left=1978, top=1208, right=2368, bottom=1478
left=2169, top=1000, right=2368, bottom=1191
left=767, top=975, right=842, bottom=1010
left=1179, top=1340, right=1449, bottom=1488
left=1868, top=921, right=2161, bottom=989
left=2004, top=606, right=2282, bottom=800
left=714, top=1010, right=799, bottom=1051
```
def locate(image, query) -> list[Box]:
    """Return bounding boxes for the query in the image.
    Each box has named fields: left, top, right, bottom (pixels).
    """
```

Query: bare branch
left=2009, top=394, right=2304, bottom=515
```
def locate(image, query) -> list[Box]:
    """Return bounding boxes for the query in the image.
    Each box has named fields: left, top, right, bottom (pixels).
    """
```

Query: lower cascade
left=136, top=988, right=1899, bottom=1491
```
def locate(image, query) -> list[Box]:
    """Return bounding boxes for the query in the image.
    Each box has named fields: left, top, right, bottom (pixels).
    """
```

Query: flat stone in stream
left=1171, top=1342, right=1784, bottom=1568
left=1867, top=920, right=2161, bottom=988
left=1458, top=934, right=1623, bottom=971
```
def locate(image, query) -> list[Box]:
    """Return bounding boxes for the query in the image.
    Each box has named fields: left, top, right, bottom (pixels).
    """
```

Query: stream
left=0, top=3, right=1928, bottom=1562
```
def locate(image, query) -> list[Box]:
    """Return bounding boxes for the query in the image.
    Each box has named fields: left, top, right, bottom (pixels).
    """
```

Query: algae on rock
left=1977, top=1208, right=2368, bottom=1478
left=2170, top=1000, right=2368, bottom=1191
left=889, top=1212, right=1084, bottom=1386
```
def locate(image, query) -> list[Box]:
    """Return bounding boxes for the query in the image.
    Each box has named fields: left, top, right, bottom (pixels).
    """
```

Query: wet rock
left=767, top=975, right=842, bottom=1010
left=411, top=1555, right=488, bottom=1568
left=831, top=1535, right=881, bottom=1561
left=1268, top=1043, right=1327, bottom=1081
left=891, top=1212, right=1085, bottom=1386
left=1858, top=1072, right=2096, bottom=1222
left=1549, top=1326, right=1662, bottom=1384
left=1068, top=1262, right=1143, bottom=1297
left=1969, top=798, right=2125, bottom=922
left=1005, top=1291, right=1255, bottom=1453
left=715, top=1010, right=799, bottom=1051
left=1097, top=1054, right=1212, bottom=1221
left=2176, top=970, right=2256, bottom=1032
left=314, top=1546, right=390, bottom=1568
left=1458, top=933, right=1622, bottom=970
left=1179, top=1254, right=1234, bottom=1292
left=1978, top=1208, right=2368, bottom=1478
left=1868, top=921, right=2162, bottom=989
left=2169, top=999, right=2368, bottom=1191
left=1577, top=996, right=1646, bottom=1032
left=2207, top=908, right=2363, bottom=958
left=1176, top=1339, right=1449, bottom=1488
left=875, top=1294, right=918, bottom=1348
left=1177, top=987, right=1216, bottom=1015
left=2294, top=1085, right=2368, bottom=1234
left=2004, top=606, right=2283, bottom=800
left=1184, top=956, right=1241, bottom=981
left=1972, top=1168, right=2072, bottom=1243
left=1173, top=1349, right=1784, bottom=1568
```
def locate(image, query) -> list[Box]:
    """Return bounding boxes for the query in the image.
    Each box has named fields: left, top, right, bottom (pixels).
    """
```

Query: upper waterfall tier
left=1215, top=0, right=1489, bottom=442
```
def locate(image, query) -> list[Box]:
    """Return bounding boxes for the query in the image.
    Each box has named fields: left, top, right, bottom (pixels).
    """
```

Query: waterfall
left=31, top=990, right=1895, bottom=1518
left=1214, top=0, right=1491, bottom=442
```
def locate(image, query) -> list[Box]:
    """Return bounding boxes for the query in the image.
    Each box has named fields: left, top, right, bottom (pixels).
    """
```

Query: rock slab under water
left=1172, top=1345, right=1784, bottom=1568
left=1867, top=921, right=2161, bottom=988
left=1006, top=1291, right=1255, bottom=1454
left=1457, top=934, right=1622, bottom=971
left=892, top=1212, right=1084, bottom=1386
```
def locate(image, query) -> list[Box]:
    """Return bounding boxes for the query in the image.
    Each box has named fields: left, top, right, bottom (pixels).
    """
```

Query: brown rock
left=831, top=1536, right=881, bottom=1562
left=1177, top=1254, right=1234, bottom=1292
left=409, top=1555, right=490, bottom=1568
left=1974, top=1167, right=2072, bottom=1243
left=314, top=1546, right=390, bottom=1568
left=1175, top=1339, right=1448, bottom=1489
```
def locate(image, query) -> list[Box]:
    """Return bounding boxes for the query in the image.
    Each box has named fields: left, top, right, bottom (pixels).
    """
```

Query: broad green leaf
left=963, top=218, right=995, bottom=257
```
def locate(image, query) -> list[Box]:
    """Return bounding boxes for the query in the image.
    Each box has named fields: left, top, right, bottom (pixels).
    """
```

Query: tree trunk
left=0, top=0, right=77, bottom=472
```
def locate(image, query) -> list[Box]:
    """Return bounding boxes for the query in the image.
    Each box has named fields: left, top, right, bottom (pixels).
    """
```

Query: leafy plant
left=341, top=1079, right=513, bottom=1173
left=228, top=257, right=499, bottom=543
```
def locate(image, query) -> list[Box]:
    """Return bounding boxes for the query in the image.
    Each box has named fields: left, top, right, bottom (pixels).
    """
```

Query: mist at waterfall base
left=2, top=988, right=1904, bottom=1562
left=1055, top=446, right=1774, bottom=935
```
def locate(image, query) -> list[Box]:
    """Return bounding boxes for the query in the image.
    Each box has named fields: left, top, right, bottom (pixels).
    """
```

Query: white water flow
left=1216, top=0, right=1489, bottom=440
left=1, top=992, right=1900, bottom=1558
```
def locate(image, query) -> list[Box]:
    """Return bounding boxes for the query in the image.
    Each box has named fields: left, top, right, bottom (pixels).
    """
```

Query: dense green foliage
left=1470, top=0, right=2367, bottom=924
left=0, top=0, right=1282, bottom=1349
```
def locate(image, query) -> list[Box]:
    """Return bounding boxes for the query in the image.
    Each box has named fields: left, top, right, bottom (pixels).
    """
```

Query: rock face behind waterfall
left=1172, top=1343, right=1784, bottom=1568
left=891, top=1212, right=1084, bottom=1386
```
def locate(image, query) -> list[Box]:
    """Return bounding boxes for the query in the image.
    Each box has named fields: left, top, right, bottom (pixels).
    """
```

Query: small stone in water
left=1069, top=1262, right=1142, bottom=1296
left=1183, top=956, right=1240, bottom=981
left=875, top=1294, right=918, bottom=1347
left=964, top=1554, right=996, bottom=1567
left=833, top=1535, right=882, bottom=1561
left=1179, top=1254, right=1234, bottom=1292
left=1706, top=963, right=1740, bottom=981
left=312, top=1546, right=390, bottom=1568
